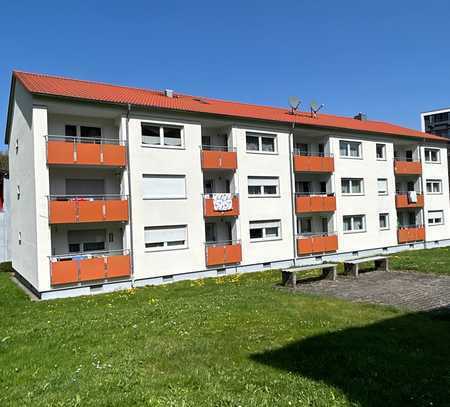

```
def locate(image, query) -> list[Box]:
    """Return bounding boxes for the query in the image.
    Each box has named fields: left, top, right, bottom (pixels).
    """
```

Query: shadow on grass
left=251, top=310, right=450, bottom=407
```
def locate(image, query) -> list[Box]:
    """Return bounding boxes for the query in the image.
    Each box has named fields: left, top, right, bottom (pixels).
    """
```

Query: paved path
left=290, top=270, right=450, bottom=312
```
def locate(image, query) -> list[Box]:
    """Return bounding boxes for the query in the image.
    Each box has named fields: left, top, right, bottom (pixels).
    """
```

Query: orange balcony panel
left=394, top=160, right=422, bottom=175
left=49, top=199, right=129, bottom=224
left=295, top=195, right=336, bottom=213
left=47, top=141, right=76, bottom=164
left=47, top=140, right=126, bottom=167
left=49, top=200, right=78, bottom=223
left=204, top=196, right=239, bottom=217
left=297, top=235, right=338, bottom=256
left=79, top=257, right=106, bottom=282
left=76, top=143, right=102, bottom=165
left=106, top=255, right=131, bottom=278
left=50, top=260, right=78, bottom=285
left=397, top=227, right=425, bottom=244
left=102, top=144, right=127, bottom=166
left=78, top=200, right=104, bottom=222
left=105, top=200, right=129, bottom=222
left=206, top=243, right=242, bottom=266
left=294, top=155, right=334, bottom=173
left=395, top=194, right=424, bottom=209
left=201, top=150, right=237, bottom=170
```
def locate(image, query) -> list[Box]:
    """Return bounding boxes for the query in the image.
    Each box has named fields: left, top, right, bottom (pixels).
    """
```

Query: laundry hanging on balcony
left=213, top=193, right=233, bottom=211
left=408, top=190, right=417, bottom=203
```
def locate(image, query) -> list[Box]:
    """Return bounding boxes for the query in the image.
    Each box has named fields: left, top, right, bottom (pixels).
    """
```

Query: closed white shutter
left=145, top=226, right=187, bottom=244
left=248, top=177, right=279, bottom=187
left=250, top=220, right=280, bottom=229
left=143, top=175, right=186, bottom=199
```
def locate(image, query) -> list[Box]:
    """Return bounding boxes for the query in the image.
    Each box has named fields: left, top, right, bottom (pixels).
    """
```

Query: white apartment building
left=5, top=71, right=450, bottom=299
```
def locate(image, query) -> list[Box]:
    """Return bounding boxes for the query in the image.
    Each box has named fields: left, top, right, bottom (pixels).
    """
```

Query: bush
left=0, top=261, right=12, bottom=273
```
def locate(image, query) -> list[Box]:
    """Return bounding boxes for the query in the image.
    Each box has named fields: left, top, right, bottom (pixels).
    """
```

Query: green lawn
left=390, top=247, right=450, bottom=275
left=0, top=267, right=449, bottom=406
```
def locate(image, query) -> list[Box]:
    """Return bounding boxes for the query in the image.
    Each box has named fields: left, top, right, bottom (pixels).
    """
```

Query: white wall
left=8, top=81, right=40, bottom=287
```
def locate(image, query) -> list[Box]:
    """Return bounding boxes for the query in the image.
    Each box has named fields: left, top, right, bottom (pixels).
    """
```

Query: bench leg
left=322, top=266, right=337, bottom=281
left=281, top=271, right=296, bottom=288
left=350, top=264, right=359, bottom=277
left=375, top=259, right=389, bottom=272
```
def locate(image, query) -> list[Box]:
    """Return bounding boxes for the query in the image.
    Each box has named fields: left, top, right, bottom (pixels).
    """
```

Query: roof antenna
left=288, top=96, right=301, bottom=115
left=310, top=100, right=324, bottom=118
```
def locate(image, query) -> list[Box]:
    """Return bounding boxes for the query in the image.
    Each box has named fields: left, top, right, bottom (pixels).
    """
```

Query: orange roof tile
left=12, top=70, right=447, bottom=142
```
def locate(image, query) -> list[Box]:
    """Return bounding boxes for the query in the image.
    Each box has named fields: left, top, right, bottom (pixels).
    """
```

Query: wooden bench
left=343, top=256, right=389, bottom=277
left=281, top=263, right=338, bottom=288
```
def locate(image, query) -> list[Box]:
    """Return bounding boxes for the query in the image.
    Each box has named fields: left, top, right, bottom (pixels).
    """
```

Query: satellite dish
left=288, top=96, right=300, bottom=113
left=310, top=100, right=324, bottom=117
left=310, top=100, right=319, bottom=111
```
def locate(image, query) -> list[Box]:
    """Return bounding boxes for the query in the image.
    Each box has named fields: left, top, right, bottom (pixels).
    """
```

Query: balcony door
left=68, top=229, right=106, bottom=253
left=66, top=179, right=105, bottom=196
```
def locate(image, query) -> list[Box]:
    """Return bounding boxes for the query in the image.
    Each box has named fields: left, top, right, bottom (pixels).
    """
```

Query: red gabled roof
left=12, top=70, right=447, bottom=142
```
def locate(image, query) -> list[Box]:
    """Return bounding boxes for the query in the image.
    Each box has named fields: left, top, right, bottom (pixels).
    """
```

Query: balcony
left=203, top=194, right=239, bottom=217
left=395, top=193, right=424, bottom=209
left=397, top=226, right=425, bottom=243
left=295, top=193, right=336, bottom=213
left=46, top=136, right=127, bottom=167
left=48, top=195, right=129, bottom=224
left=205, top=240, right=242, bottom=267
left=50, top=250, right=131, bottom=286
left=297, top=233, right=338, bottom=256
left=201, top=146, right=237, bottom=170
left=394, top=160, right=422, bottom=175
left=294, top=153, right=334, bottom=173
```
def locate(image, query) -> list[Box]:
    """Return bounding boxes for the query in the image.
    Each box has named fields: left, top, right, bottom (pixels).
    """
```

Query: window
left=343, top=215, right=366, bottom=233
left=248, top=177, right=279, bottom=196
left=428, top=210, right=444, bottom=226
left=339, top=140, right=361, bottom=158
left=426, top=179, right=442, bottom=194
left=142, top=175, right=186, bottom=199
left=299, top=218, right=312, bottom=234
left=65, top=125, right=77, bottom=138
left=68, top=230, right=106, bottom=253
left=341, top=178, right=363, bottom=195
left=145, top=225, right=187, bottom=250
left=376, top=143, right=386, bottom=160
left=249, top=220, right=281, bottom=241
left=18, top=232, right=21, bottom=246
left=15, top=139, right=19, bottom=154
left=379, top=213, right=389, bottom=230
left=424, top=148, right=440, bottom=163
left=141, top=123, right=183, bottom=147
left=246, top=132, right=277, bottom=153
left=80, top=126, right=101, bottom=140
left=16, top=185, right=20, bottom=200
left=377, top=178, right=388, bottom=195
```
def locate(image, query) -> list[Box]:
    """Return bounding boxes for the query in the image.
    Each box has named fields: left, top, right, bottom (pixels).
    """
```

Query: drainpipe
left=418, top=139, right=427, bottom=249
left=288, top=121, right=297, bottom=265
left=125, top=104, right=136, bottom=286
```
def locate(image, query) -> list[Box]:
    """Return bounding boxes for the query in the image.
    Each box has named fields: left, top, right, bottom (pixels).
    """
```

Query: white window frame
left=427, top=210, right=444, bottom=226
left=141, top=122, right=184, bottom=149
left=379, top=213, right=389, bottom=230
left=376, top=143, right=386, bottom=160
left=377, top=178, right=388, bottom=195
left=144, top=225, right=188, bottom=251
left=341, top=178, right=364, bottom=195
left=424, top=148, right=441, bottom=163
left=142, top=175, right=187, bottom=200
left=245, top=132, right=277, bottom=154
left=249, top=220, right=281, bottom=242
left=247, top=176, right=280, bottom=197
left=339, top=140, right=362, bottom=159
left=426, top=179, right=442, bottom=194
left=343, top=215, right=366, bottom=233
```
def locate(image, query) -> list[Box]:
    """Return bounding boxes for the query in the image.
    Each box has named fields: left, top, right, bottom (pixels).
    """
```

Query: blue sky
left=1, top=1, right=449, bottom=147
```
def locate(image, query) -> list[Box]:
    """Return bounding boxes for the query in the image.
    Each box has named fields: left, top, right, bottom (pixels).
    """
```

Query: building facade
left=421, top=108, right=450, bottom=139
left=5, top=71, right=450, bottom=299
